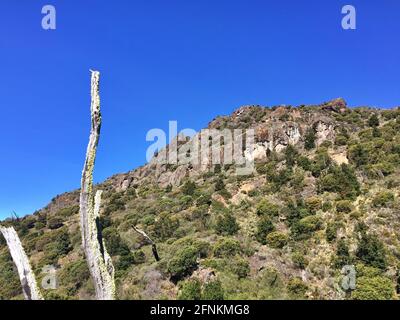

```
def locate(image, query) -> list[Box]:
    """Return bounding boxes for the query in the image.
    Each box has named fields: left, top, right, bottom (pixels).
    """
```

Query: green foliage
left=202, top=279, right=224, bottom=300
left=285, top=145, right=298, bottom=167
left=368, top=114, right=380, bottom=127
left=167, top=246, right=199, bottom=279
left=213, top=238, right=241, bottom=258
left=317, top=164, right=360, bottom=200
left=182, top=180, right=196, bottom=196
left=0, top=251, right=22, bottom=299
left=256, top=199, right=280, bottom=217
left=255, top=216, right=275, bottom=244
left=214, top=213, right=239, bottom=236
left=333, top=239, right=352, bottom=268
left=372, top=191, right=395, bottom=208
left=230, top=256, right=250, bottom=279
left=326, top=221, right=341, bottom=242
left=291, top=215, right=323, bottom=240
left=335, top=200, right=353, bottom=213
left=291, top=251, right=308, bottom=269
left=266, top=231, right=288, bottom=249
left=103, top=227, right=130, bottom=256
left=40, top=228, right=72, bottom=265
left=304, top=128, right=316, bottom=150
left=305, top=197, right=322, bottom=213
left=59, top=259, right=91, bottom=295
left=47, top=217, right=64, bottom=230
left=352, top=276, right=395, bottom=300
left=178, top=278, right=202, bottom=300
left=287, top=278, right=308, bottom=299
left=356, top=232, right=387, bottom=270
left=153, top=212, right=179, bottom=241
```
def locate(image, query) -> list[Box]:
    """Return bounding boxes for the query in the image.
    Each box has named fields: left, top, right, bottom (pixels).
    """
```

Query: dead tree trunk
left=79, top=70, right=115, bottom=300
left=0, top=227, right=43, bottom=300
left=132, top=226, right=160, bottom=261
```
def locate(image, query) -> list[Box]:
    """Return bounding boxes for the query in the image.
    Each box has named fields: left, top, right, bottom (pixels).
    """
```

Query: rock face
left=98, top=100, right=348, bottom=191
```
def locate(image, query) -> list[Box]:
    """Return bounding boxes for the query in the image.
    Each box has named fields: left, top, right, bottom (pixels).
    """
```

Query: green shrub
left=116, top=253, right=135, bottom=271
left=214, top=213, right=239, bottom=236
left=133, top=250, right=146, bottom=264
left=213, top=238, right=241, bottom=258
left=372, top=191, right=395, bottom=208
left=333, top=239, right=352, bottom=268
left=336, top=200, right=353, bottom=213
left=368, top=114, right=380, bottom=127
left=256, top=199, right=280, bottom=217
left=153, top=212, right=179, bottom=241
left=255, top=216, right=275, bottom=244
left=305, top=197, right=322, bottom=213
left=59, top=259, right=90, bottom=295
left=103, top=227, right=130, bottom=256
left=202, top=279, right=224, bottom=300
left=287, top=278, right=308, bottom=299
left=291, top=215, right=323, bottom=240
left=266, top=231, right=288, bottom=249
left=304, top=128, right=316, bottom=150
left=326, top=222, right=341, bottom=242
left=47, top=217, right=64, bottom=230
left=182, top=181, right=196, bottom=196
left=356, top=232, right=387, bottom=270
left=352, top=276, right=395, bottom=300
left=230, top=256, right=250, bottom=279
left=167, top=246, right=198, bottom=279
left=292, top=252, right=308, bottom=269
left=178, top=278, right=202, bottom=300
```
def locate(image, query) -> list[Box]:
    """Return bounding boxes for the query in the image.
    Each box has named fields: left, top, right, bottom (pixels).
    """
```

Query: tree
left=202, top=279, right=224, bottom=300
left=214, top=213, right=239, bottom=236
left=178, top=278, right=202, bottom=300
left=79, top=71, right=115, bottom=300
left=352, top=276, right=395, bottom=300
left=304, top=128, right=316, bottom=150
left=334, top=239, right=351, bottom=268
left=368, top=114, right=380, bottom=127
left=356, top=232, right=387, bottom=270
left=182, top=180, right=196, bottom=196
left=167, top=246, right=198, bottom=279
left=255, top=216, right=275, bottom=244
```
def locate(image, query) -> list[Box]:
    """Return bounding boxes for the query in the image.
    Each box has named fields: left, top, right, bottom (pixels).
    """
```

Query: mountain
left=1, top=99, right=400, bottom=300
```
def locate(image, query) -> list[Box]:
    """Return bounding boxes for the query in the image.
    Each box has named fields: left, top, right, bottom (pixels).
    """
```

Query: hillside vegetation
left=1, top=99, right=400, bottom=300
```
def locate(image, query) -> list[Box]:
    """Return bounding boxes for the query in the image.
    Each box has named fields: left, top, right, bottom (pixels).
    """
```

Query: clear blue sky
left=0, top=0, right=399, bottom=219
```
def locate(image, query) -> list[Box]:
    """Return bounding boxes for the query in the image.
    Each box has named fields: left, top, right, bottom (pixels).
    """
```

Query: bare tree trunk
left=79, top=70, right=115, bottom=300
left=132, top=226, right=160, bottom=261
left=0, top=227, right=43, bottom=300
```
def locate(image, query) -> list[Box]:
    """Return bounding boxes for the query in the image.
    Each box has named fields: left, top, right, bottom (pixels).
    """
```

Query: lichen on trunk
left=79, top=70, right=115, bottom=300
left=0, top=226, right=43, bottom=300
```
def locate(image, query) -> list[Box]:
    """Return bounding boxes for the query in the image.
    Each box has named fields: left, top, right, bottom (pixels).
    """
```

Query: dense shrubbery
left=202, top=279, right=225, bottom=300
left=213, top=238, right=241, bottom=258
left=256, top=200, right=280, bottom=217
left=356, top=232, right=387, bottom=270
left=287, top=278, right=308, bottom=299
left=255, top=216, right=275, bottom=244
left=372, top=191, right=395, bottom=208
left=178, top=278, right=202, bottom=300
left=214, top=213, right=239, bottom=236
left=352, top=276, right=395, bottom=300
left=317, top=164, right=360, bottom=200
left=291, top=215, right=323, bottom=240
left=167, top=246, right=199, bottom=279
left=266, top=231, right=288, bottom=249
